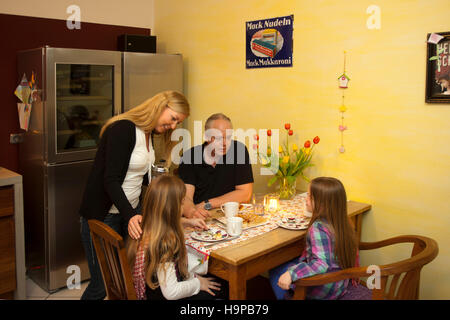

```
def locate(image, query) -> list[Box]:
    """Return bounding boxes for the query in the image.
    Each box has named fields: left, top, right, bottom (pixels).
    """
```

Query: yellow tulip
left=292, top=143, right=298, bottom=152
left=304, top=148, right=311, bottom=156
left=279, top=146, right=284, bottom=153
left=261, top=157, right=269, bottom=165
left=282, top=156, right=290, bottom=164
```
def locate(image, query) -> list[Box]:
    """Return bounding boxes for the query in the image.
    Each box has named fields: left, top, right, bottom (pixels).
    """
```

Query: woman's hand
left=181, top=218, right=208, bottom=230
left=197, top=276, right=221, bottom=296
left=278, top=271, right=293, bottom=290
left=128, top=214, right=143, bottom=240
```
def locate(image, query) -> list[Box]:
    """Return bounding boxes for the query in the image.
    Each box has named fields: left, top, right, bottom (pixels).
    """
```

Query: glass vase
left=278, top=177, right=297, bottom=200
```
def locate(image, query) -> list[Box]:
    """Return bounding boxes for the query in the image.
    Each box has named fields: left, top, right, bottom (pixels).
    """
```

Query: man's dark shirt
left=178, top=140, right=254, bottom=204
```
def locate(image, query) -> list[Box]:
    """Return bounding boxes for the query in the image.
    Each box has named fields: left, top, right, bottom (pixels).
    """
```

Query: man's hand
left=183, top=184, right=212, bottom=219
left=128, top=214, right=142, bottom=240
left=193, top=202, right=211, bottom=219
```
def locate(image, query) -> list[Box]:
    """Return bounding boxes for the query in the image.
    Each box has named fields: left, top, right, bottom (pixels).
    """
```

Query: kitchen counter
left=0, top=167, right=26, bottom=300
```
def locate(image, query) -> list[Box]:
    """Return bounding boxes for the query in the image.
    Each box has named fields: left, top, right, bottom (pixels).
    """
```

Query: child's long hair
left=308, top=177, right=357, bottom=269
left=126, top=175, right=189, bottom=289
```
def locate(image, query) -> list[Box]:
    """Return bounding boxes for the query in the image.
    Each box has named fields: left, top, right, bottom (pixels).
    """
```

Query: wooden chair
left=88, top=219, right=137, bottom=300
left=292, top=235, right=438, bottom=300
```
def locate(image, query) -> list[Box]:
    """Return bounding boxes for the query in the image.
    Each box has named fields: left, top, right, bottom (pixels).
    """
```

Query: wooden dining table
left=205, top=200, right=372, bottom=300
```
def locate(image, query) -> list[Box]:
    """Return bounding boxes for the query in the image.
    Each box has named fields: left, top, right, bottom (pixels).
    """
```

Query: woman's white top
left=158, top=263, right=201, bottom=300
left=109, top=127, right=155, bottom=214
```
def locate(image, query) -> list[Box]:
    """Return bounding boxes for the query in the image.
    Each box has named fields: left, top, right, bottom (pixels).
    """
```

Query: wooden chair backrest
left=361, top=235, right=438, bottom=300
left=292, top=235, right=439, bottom=300
left=88, top=219, right=137, bottom=300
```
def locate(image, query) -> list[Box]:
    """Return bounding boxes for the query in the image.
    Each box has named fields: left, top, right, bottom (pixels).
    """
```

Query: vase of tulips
left=256, top=124, right=320, bottom=200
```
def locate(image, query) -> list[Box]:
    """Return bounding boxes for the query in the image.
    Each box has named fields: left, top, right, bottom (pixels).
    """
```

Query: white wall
left=0, top=0, right=154, bottom=29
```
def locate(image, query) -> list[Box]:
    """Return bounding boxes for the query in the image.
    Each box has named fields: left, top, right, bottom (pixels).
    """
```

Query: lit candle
left=264, top=194, right=279, bottom=213
left=269, top=199, right=278, bottom=211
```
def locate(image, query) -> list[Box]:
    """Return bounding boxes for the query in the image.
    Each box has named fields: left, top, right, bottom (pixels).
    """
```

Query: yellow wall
left=154, top=0, right=450, bottom=299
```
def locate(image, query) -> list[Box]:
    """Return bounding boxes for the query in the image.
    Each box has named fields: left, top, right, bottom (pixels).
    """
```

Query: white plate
left=277, top=217, right=310, bottom=230
left=190, top=227, right=229, bottom=242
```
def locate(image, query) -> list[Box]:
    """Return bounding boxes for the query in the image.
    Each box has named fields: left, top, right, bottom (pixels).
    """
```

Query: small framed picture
left=426, top=32, right=450, bottom=103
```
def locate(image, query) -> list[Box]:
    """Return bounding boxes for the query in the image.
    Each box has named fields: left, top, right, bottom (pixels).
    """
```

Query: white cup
left=221, top=201, right=239, bottom=218
left=227, top=217, right=243, bottom=237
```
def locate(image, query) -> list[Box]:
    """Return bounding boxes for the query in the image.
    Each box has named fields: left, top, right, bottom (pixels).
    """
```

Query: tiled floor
left=26, top=276, right=88, bottom=300
left=25, top=274, right=273, bottom=300
left=25, top=276, right=276, bottom=300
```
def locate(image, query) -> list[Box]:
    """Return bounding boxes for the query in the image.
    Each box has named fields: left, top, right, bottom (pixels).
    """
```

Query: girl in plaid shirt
left=269, top=177, right=358, bottom=300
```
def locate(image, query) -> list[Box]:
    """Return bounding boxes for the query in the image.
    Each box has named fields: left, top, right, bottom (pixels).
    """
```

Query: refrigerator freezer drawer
left=45, top=160, right=93, bottom=291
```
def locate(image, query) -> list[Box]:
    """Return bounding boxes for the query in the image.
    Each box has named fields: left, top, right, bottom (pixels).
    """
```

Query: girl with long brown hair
left=127, top=175, right=225, bottom=300
left=269, top=177, right=358, bottom=299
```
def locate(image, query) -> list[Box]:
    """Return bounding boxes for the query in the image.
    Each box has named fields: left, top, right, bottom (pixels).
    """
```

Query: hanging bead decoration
left=337, top=51, right=350, bottom=153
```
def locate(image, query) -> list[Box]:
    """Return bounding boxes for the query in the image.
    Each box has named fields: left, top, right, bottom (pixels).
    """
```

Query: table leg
left=349, top=214, right=363, bottom=243
left=228, top=264, right=247, bottom=300
left=355, top=214, right=362, bottom=243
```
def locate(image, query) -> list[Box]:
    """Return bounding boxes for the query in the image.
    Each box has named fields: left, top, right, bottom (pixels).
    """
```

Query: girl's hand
left=128, top=214, right=143, bottom=240
left=197, top=276, right=221, bottom=296
left=182, top=218, right=208, bottom=230
left=189, top=218, right=209, bottom=230
left=278, top=271, right=293, bottom=290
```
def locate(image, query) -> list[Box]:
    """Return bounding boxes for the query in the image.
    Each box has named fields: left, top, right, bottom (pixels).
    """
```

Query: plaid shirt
left=132, top=245, right=147, bottom=300
left=287, top=219, right=350, bottom=300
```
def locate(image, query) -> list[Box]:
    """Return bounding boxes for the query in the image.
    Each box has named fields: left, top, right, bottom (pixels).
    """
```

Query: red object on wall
left=0, top=13, right=150, bottom=172
left=251, top=42, right=275, bottom=58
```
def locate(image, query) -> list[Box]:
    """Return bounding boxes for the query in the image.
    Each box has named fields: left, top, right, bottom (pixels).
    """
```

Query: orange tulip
left=304, top=140, right=311, bottom=148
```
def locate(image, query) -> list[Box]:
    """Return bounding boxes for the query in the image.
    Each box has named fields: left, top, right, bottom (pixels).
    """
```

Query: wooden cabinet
left=0, top=186, right=16, bottom=295
left=0, top=168, right=25, bottom=300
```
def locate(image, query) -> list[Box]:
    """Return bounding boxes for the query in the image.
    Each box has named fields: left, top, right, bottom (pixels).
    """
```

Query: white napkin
left=186, top=245, right=208, bottom=275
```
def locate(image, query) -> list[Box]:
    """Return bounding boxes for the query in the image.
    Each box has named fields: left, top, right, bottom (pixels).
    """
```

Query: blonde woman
left=127, top=175, right=226, bottom=300
left=79, top=91, right=189, bottom=300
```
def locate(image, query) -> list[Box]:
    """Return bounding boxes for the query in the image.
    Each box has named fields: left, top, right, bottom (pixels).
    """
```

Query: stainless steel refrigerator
left=18, top=47, right=183, bottom=292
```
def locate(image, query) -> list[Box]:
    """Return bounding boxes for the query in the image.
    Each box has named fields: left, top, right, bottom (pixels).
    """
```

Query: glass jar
left=278, top=177, right=296, bottom=200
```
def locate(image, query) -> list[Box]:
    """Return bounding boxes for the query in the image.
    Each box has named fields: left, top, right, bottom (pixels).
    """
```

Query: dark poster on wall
left=246, top=15, right=293, bottom=69
left=426, top=32, right=450, bottom=103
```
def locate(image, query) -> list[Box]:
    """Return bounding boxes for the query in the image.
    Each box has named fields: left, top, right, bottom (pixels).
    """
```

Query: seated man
left=179, top=113, right=254, bottom=219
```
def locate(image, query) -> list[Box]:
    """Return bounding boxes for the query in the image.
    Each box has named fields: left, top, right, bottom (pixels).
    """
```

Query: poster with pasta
left=246, top=15, right=293, bottom=69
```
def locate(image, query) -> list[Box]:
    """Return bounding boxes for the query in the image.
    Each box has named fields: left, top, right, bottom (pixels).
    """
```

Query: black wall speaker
left=118, top=34, right=157, bottom=53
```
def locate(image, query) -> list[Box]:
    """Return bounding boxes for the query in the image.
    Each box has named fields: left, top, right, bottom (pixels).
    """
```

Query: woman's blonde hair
left=126, top=175, right=189, bottom=289
left=100, top=90, right=190, bottom=164
left=307, top=177, right=357, bottom=269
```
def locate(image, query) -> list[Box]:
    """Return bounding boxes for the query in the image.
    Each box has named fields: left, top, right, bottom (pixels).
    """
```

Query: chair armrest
left=294, top=267, right=369, bottom=287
